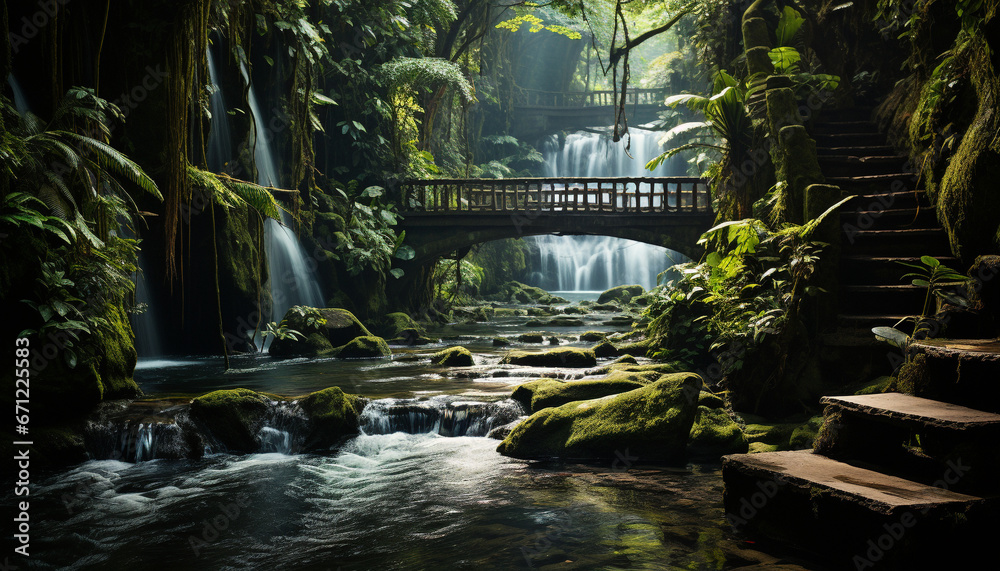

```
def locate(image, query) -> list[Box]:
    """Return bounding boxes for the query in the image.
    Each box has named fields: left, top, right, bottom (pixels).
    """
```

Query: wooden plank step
left=820, top=394, right=1000, bottom=431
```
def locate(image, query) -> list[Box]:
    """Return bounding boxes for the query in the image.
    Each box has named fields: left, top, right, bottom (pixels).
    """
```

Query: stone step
left=813, top=120, right=881, bottom=135
left=840, top=207, right=939, bottom=232
left=839, top=255, right=959, bottom=285
left=846, top=190, right=932, bottom=211
left=817, top=107, right=875, bottom=123
left=816, top=144, right=896, bottom=156
left=902, top=339, right=1000, bottom=414
left=814, top=132, right=887, bottom=147
left=815, top=393, right=1000, bottom=494
left=819, top=155, right=908, bottom=177
left=820, top=393, right=1000, bottom=431
left=842, top=285, right=926, bottom=315
left=722, top=450, right=992, bottom=567
left=828, top=173, right=919, bottom=194
left=842, top=228, right=951, bottom=257
left=837, top=314, right=911, bottom=331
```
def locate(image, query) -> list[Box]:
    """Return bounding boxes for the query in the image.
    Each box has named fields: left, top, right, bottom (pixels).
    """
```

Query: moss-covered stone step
left=840, top=206, right=939, bottom=231
left=721, top=450, right=992, bottom=568
left=820, top=155, right=905, bottom=177
left=842, top=284, right=926, bottom=314
left=840, top=254, right=958, bottom=285
left=841, top=228, right=951, bottom=257
left=816, top=144, right=896, bottom=156
left=845, top=190, right=932, bottom=210
left=813, top=131, right=887, bottom=147
left=899, top=339, right=1000, bottom=413
left=813, top=120, right=881, bottom=135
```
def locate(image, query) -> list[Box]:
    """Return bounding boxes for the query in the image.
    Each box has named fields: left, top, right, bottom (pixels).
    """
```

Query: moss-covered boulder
left=190, top=389, right=270, bottom=452
left=500, top=348, right=597, bottom=368
left=432, top=346, right=476, bottom=367
left=497, top=373, right=702, bottom=462
left=492, top=337, right=510, bottom=347
left=562, top=306, right=588, bottom=315
left=687, top=406, right=748, bottom=459
left=298, top=387, right=363, bottom=451
left=269, top=331, right=336, bottom=358
left=378, top=312, right=424, bottom=338
left=789, top=415, right=824, bottom=449
left=335, top=335, right=391, bottom=359
left=597, top=285, right=645, bottom=304
left=516, top=332, right=546, bottom=343
left=512, top=373, right=654, bottom=413
left=592, top=340, right=620, bottom=358
left=580, top=331, right=607, bottom=342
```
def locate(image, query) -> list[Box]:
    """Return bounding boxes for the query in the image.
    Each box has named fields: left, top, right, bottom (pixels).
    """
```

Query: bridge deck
left=401, top=177, right=712, bottom=215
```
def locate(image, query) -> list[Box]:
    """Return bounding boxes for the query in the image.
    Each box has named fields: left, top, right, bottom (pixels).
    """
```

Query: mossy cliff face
left=937, top=36, right=1000, bottom=260
left=496, top=373, right=702, bottom=462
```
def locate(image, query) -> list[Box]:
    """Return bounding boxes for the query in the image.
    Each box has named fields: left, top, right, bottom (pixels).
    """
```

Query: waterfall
left=235, top=59, right=324, bottom=333
left=360, top=398, right=525, bottom=437
left=6, top=74, right=31, bottom=114
left=86, top=420, right=188, bottom=462
left=527, top=128, right=690, bottom=292
left=132, top=254, right=164, bottom=357
left=205, top=49, right=233, bottom=172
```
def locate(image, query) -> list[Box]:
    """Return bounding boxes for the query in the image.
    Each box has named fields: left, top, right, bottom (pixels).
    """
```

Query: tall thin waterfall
left=205, top=49, right=233, bottom=172
left=527, top=128, right=689, bottom=291
left=237, top=60, right=324, bottom=328
left=6, top=74, right=31, bottom=114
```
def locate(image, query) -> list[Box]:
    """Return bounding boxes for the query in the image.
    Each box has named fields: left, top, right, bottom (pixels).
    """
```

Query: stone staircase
left=812, top=110, right=957, bottom=333
left=721, top=111, right=1000, bottom=567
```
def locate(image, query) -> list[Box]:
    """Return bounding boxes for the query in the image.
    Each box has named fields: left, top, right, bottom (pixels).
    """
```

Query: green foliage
left=285, top=305, right=328, bottom=334
left=495, top=9, right=583, bottom=40
left=380, top=57, right=475, bottom=103
left=875, top=257, right=970, bottom=347
left=433, top=258, right=484, bottom=303
left=260, top=321, right=305, bottom=348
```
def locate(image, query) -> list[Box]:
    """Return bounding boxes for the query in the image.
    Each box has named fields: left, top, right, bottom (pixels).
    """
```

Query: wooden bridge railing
left=401, top=177, right=712, bottom=215
left=515, top=88, right=664, bottom=108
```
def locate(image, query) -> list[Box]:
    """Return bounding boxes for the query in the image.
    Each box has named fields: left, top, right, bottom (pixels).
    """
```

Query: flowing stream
left=17, top=306, right=779, bottom=570
left=524, top=129, right=691, bottom=292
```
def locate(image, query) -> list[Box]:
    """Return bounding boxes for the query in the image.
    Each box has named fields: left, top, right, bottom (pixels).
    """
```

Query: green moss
left=494, top=308, right=527, bottom=317
left=497, top=373, right=702, bottom=462
left=298, top=386, right=362, bottom=451
left=511, top=374, right=652, bottom=413
left=580, top=331, right=607, bottom=342
left=335, top=335, right=391, bottom=359
left=855, top=376, right=893, bottom=395
left=688, top=406, right=748, bottom=458
left=895, top=353, right=931, bottom=395
left=269, top=331, right=335, bottom=358
left=516, top=332, right=546, bottom=343
left=592, top=340, right=619, bottom=358
left=789, top=416, right=824, bottom=449
left=94, top=304, right=140, bottom=400
left=190, top=389, right=269, bottom=452
left=562, top=306, right=588, bottom=315
left=597, top=285, right=645, bottom=304
left=432, top=346, right=476, bottom=366
left=378, top=312, right=425, bottom=338
left=500, top=348, right=597, bottom=368
left=698, top=391, right=725, bottom=409
left=492, top=337, right=510, bottom=346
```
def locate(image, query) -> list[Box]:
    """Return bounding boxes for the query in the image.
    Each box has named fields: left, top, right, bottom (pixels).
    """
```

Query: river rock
left=269, top=331, right=335, bottom=358
left=512, top=372, right=658, bottom=413
left=592, top=340, right=620, bottom=358
left=516, top=332, right=546, bottom=343
left=580, top=330, right=607, bottom=341
left=299, top=387, right=363, bottom=451
left=497, top=373, right=702, bottom=461
left=190, top=389, right=270, bottom=452
left=687, top=406, right=748, bottom=459
left=597, top=285, right=645, bottom=304
left=335, top=335, right=391, bottom=358
left=500, top=348, right=597, bottom=368
left=432, top=346, right=476, bottom=366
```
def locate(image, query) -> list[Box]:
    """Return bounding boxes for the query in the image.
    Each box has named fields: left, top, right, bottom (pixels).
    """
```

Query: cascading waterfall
left=6, top=73, right=31, bottom=114
left=205, top=49, right=233, bottom=172
left=360, top=397, right=525, bottom=437
left=233, top=59, right=324, bottom=334
left=527, top=128, right=690, bottom=292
